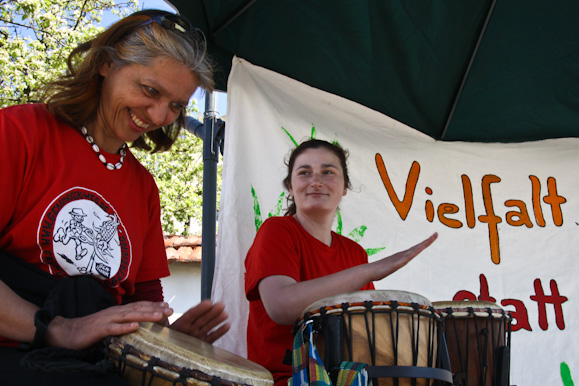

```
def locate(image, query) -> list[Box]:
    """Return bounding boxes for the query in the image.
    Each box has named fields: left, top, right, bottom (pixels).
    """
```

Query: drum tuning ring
left=312, top=320, right=324, bottom=333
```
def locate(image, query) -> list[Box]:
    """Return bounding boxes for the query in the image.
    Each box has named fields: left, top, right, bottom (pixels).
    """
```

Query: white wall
left=161, top=263, right=202, bottom=323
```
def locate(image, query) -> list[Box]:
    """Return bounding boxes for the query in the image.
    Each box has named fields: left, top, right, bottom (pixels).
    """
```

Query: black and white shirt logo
left=38, top=187, right=131, bottom=288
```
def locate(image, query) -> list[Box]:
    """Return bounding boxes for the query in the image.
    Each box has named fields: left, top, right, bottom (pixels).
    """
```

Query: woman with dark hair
left=0, top=10, right=228, bottom=383
left=245, top=139, right=437, bottom=386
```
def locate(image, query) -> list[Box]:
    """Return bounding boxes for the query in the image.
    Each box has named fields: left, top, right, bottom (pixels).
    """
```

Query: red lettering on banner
left=453, top=273, right=496, bottom=303
left=531, top=278, right=568, bottom=330
left=501, top=298, right=532, bottom=332
left=453, top=274, right=568, bottom=332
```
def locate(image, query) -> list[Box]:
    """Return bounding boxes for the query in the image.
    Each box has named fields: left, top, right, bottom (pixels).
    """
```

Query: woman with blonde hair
left=0, top=10, right=228, bottom=384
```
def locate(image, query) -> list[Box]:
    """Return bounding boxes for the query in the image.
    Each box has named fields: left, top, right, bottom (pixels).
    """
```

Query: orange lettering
left=544, top=177, right=566, bottom=226
left=375, top=155, right=419, bottom=220
left=425, top=187, right=434, bottom=222
left=529, top=175, right=546, bottom=227
left=462, top=175, right=476, bottom=228
left=505, top=200, right=533, bottom=227
left=438, top=204, right=462, bottom=228
left=478, top=175, right=502, bottom=264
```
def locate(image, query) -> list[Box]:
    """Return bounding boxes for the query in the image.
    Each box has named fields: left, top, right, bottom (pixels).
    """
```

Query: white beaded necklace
left=81, top=127, right=127, bottom=170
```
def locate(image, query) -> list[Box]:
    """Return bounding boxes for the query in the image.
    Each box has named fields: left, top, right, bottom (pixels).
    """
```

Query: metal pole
left=440, top=0, right=497, bottom=139
left=201, top=92, right=218, bottom=300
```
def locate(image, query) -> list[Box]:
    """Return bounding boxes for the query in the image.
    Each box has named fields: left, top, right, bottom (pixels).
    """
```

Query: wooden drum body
left=105, top=322, right=273, bottom=386
left=433, top=301, right=512, bottom=386
left=299, top=290, right=452, bottom=386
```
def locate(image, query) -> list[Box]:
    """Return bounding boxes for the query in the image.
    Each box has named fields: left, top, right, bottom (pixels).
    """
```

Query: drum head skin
left=110, top=322, right=273, bottom=386
left=303, top=290, right=432, bottom=314
left=432, top=300, right=507, bottom=318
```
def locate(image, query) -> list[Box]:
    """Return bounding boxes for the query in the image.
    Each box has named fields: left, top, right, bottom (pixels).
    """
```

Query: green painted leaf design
left=365, top=247, right=387, bottom=256
left=561, top=362, right=575, bottom=386
left=348, top=225, right=367, bottom=243
left=282, top=127, right=299, bottom=147
left=251, top=186, right=263, bottom=232
left=268, top=192, right=286, bottom=218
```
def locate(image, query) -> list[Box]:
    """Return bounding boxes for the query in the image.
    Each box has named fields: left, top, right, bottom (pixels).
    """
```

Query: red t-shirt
left=245, top=216, right=374, bottom=386
left=0, top=104, right=170, bottom=344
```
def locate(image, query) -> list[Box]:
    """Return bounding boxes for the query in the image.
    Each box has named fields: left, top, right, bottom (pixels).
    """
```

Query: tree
left=0, top=0, right=138, bottom=106
left=133, top=113, right=222, bottom=236
left=1, top=0, right=216, bottom=235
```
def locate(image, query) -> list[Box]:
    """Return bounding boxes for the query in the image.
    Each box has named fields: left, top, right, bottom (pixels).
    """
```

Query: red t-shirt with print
left=0, top=104, right=170, bottom=345
left=245, top=216, right=374, bottom=386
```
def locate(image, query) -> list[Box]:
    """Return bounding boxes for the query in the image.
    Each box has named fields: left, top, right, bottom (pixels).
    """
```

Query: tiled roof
left=164, top=235, right=202, bottom=263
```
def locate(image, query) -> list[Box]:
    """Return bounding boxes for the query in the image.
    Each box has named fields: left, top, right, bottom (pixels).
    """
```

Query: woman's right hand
left=45, top=301, right=173, bottom=350
left=258, top=233, right=438, bottom=325
left=368, top=232, right=438, bottom=282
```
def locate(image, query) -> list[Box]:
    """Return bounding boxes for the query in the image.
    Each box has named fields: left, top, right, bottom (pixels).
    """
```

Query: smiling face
left=288, top=147, right=348, bottom=219
left=93, top=56, right=199, bottom=153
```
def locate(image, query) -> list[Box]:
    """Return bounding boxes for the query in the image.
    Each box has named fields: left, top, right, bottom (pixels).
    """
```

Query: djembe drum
left=105, top=322, right=273, bottom=386
left=297, top=290, right=453, bottom=386
left=432, top=301, right=512, bottom=386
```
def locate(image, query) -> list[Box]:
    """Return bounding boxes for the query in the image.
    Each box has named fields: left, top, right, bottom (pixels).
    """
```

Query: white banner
left=212, top=57, right=579, bottom=386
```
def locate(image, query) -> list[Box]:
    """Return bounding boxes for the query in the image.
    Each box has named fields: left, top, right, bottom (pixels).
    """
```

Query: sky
left=103, top=0, right=228, bottom=118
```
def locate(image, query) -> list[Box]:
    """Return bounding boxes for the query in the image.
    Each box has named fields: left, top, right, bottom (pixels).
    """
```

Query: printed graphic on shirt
left=38, top=187, right=131, bottom=288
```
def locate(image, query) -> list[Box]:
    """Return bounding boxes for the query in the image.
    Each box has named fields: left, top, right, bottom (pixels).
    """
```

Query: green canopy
left=170, top=0, right=579, bottom=142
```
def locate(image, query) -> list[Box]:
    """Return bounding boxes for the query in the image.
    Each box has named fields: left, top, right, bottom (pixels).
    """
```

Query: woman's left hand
left=170, top=300, right=230, bottom=344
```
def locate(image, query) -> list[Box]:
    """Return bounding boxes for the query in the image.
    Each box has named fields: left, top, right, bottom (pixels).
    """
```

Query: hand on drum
left=45, top=301, right=173, bottom=350
left=170, top=300, right=230, bottom=344
left=258, top=233, right=439, bottom=325
left=369, top=232, right=438, bottom=282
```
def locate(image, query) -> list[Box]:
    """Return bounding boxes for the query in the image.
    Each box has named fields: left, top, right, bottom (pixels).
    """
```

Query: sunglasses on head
left=128, top=11, right=206, bottom=48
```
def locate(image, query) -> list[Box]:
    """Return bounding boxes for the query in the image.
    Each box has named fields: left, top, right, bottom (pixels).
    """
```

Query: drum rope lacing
left=299, top=300, right=437, bottom=323
left=439, top=305, right=513, bottom=385
left=106, top=336, right=250, bottom=386
left=297, top=299, right=448, bottom=383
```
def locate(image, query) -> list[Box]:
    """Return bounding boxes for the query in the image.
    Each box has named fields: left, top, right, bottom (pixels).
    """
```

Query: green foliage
left=133, top=125, right=222, bottom=236
left=0, top=0, right=138, bottom=107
